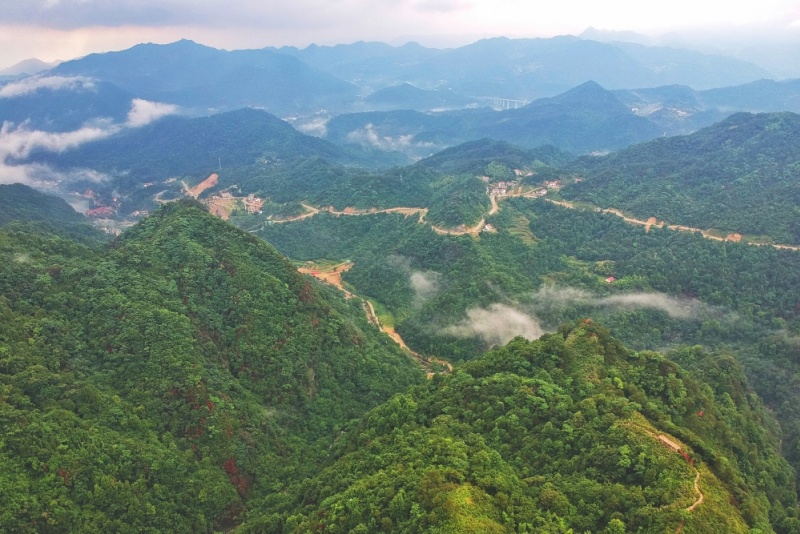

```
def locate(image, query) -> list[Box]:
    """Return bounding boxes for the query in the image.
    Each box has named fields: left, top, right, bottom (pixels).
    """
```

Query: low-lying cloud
left=0, top=98, right=179, bottom=186
left=0, top=75, right=96, bottom=98
left=389, top=255, right=441, bottom=306
left=528, top=286, right=706, bottom=319
left=441, top=286, right=717, bottom=347
left=0, top=161, right=110, bottom=187
left=293, top=116, right=329, bottom=137
left=444, top=303, right=545, bottom=346
left=0, top=120, right=118, bottom=160
left=347, top=123, right=436, bottom=153
left=410, top=270, right=440, bottom=305
left=126, top=98, right=179, bottom=127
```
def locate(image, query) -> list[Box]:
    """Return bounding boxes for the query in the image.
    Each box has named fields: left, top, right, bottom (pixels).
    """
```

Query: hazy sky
left=1, top=0, right=799, bottom=68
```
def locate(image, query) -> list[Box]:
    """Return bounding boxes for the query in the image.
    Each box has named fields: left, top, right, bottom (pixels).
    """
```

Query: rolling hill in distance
left=4, top=30, right=800, bottom=533
left=274, top=36, right=772, bottom=98
left=28, top=107, right=410, bottom=188
left=50, top=39, right=360, bottom=115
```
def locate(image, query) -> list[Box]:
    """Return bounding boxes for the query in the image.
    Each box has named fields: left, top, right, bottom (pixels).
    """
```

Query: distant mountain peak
left=0, top=57, right=61, bottom=76
left=542, top=80, right=623, bottom=107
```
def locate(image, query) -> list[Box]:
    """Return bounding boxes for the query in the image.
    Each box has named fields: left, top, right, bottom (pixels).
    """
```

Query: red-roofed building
left=86, top=206, right=114, bottom=217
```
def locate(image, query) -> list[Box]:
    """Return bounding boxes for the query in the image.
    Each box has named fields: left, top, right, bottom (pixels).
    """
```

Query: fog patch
left=126, top=98, right=179, bottom=127
left=389, top=255, right=441, bottom=306
left=2, top=98, right=179, bottom=162
left=0, top=120, right=119, bottom=160
left=597, top=294, right=696, bottom=319
left=528, top=285, right=711, bottom=319
left=66, top=195, right=91, bottom=213
left=347, top=123, right=435, bottom=152
left=410, top=270, right=440, bottom=305
left=0, top=76, right=95, bottom=98
left=0, top=98, right=176, bottom=187
left=294, top=116, right=329, bottom=137
left=0, top=160, right=110, bottom=189
left=444, top=303, right=545, bottom=346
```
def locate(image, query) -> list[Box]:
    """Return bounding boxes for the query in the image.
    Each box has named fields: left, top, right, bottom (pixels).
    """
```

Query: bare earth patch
left=185, top=173, right=218, bottom=199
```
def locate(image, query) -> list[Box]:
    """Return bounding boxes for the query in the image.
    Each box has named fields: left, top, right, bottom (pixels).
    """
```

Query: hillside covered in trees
left=2, top=193, right=797, bottom=531
left=0, top=198, right=423, bottom=531
left=4, top=68, right=800, bottom=532
left=248, top=323, right=797, bottom=533
left=562, top=112, right=800, bottom=245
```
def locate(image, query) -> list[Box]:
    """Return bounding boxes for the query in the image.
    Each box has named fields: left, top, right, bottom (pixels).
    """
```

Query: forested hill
left=324, top=82, right=663, bottom=157
left=0, top=199, right=422, bottom=532
left=414, top=139, right=573, bottom=175
left=248, top=323, right=798, bottom=533
left=562, top=111, right=800, bottom=244
left=29, top=108, right=409, bottom=191
left=0, top=183, right=104, bottom=243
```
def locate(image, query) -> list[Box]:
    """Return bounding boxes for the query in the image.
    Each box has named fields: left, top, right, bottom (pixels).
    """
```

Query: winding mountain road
left=299, top=262, right=452, bottom=376
left=547, top=199, right=800, bottom=252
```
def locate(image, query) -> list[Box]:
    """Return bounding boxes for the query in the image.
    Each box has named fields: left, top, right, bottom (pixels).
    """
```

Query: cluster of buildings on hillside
left=82, top=188, right=121, bottom=218
left=489, top=181, right=513, bottom=196
left=479, top=168, right=565, bottom=197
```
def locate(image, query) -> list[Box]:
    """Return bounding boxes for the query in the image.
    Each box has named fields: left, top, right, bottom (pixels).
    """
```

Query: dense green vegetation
left=6, top=103, right=800, bottom=532
left=224, top=159, right=432, bottom=210
left=563, top=112, right=800, bottom=244
left=258, top=212, right=551, bottom=361
left=508, top=198, right=800, bottom=485
left=249, top=324, right=798, bottom=533
left=206, top=157, right=488, bottom=227
left=0, top=184, right=106, bottom=244
left=255, top=194, right=800, bottom=498
left=425, top=174, right=490, bottom=227
left=0, top=200, right=422, bottom=532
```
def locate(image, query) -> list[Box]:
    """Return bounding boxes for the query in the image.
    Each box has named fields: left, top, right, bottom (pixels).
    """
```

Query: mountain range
left=50, top=39, right=359, bottom=115
left=27, top=36, right=782, bottom=119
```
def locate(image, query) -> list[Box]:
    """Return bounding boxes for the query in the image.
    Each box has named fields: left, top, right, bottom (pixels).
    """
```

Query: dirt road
left=431, top=218, right=486, bottom=236
left=621, top=421, right=704, bottom=533
left=298, top=261, right=452, bottom=376
left=547, top=199, right=800, bottom=252
left=488, top=194, right=500, bottom=215
left=298, top=262, right=355, bottom=298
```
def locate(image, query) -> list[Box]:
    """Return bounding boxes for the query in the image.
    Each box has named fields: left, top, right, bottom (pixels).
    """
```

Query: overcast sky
left=1, top=0, right=799, bottom=68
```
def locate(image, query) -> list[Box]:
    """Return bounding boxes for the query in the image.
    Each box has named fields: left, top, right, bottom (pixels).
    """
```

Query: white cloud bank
left=126, top=98, right=179, bottom=127
left=528, top=286, right=706, bottom=319
left=0, top=75, right=95, bottom=98
left=0, top=120, right=118, bottom=159
left=0, top=97, right=180, bottom=186
left=347, top=123, right=436, bottom=153
left=443, top=286, right=717, bottom=346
